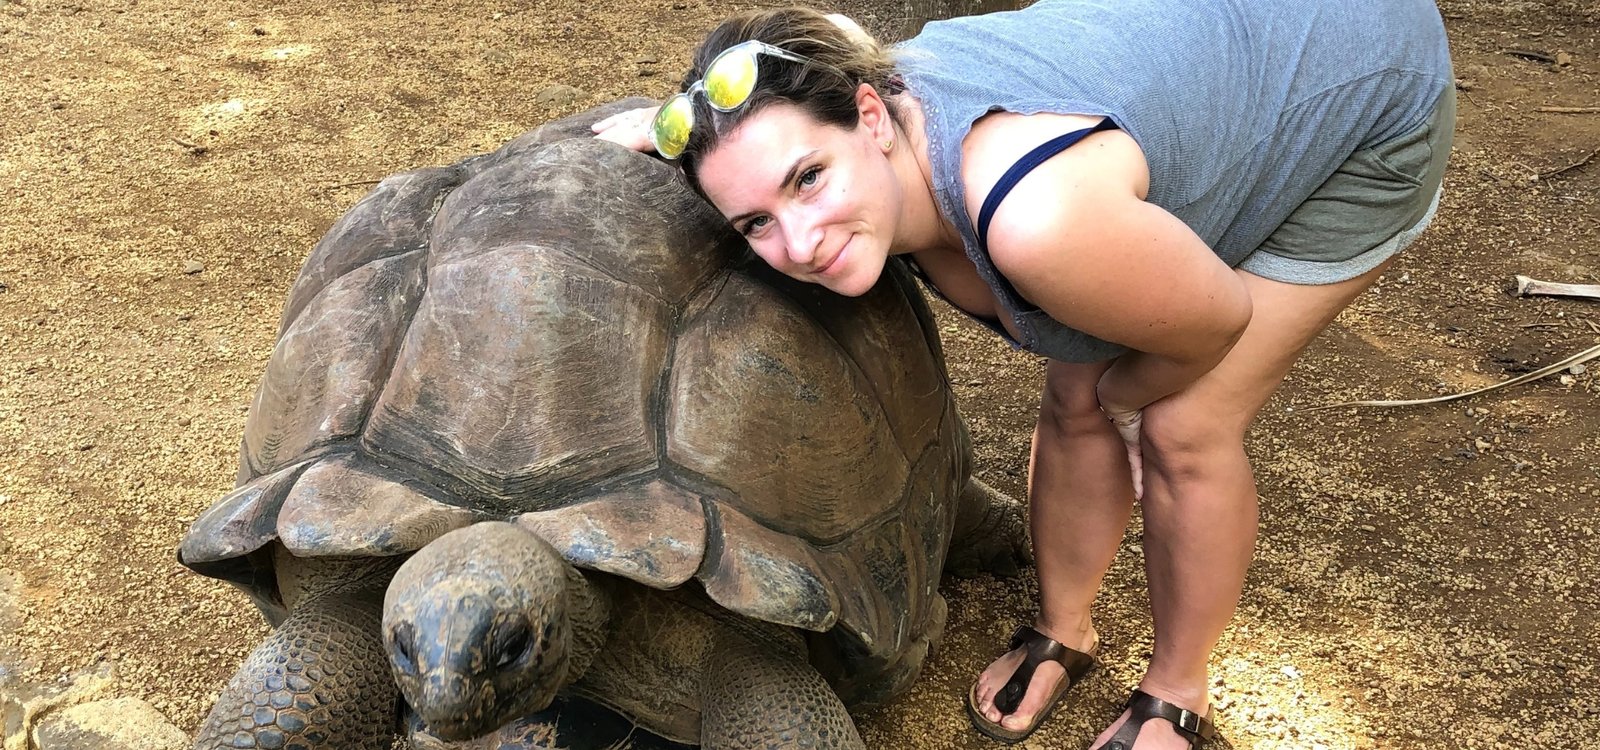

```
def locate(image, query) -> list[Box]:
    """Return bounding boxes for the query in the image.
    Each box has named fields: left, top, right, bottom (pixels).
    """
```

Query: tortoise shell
left=180, top=100, right=967, bottom=703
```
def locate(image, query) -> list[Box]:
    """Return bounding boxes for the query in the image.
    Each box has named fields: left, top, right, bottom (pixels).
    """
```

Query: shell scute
left=180, top=459, right=314, bottom=568
left=513, top=479, right=706, bottom=589
left=750, top=264, right=949, bottom=459
left=361, top=246, right=670, bottom=508
left=276, top=452, right=477, bottom=558
left=699, top=502, right=840, bottom=633
left=240, top=250, right=427, bottom=480
left=279, top=167, right=467, bottom=333
left=667, top=273, right=908, bottom=544
left=430, top=139, right=737, bottom=305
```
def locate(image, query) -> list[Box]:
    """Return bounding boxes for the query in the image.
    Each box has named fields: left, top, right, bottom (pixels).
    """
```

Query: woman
left=593, top=1, right=1453, bottom=747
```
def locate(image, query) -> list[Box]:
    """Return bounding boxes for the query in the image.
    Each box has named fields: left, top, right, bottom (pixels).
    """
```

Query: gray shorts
left=1238, top=85, right=1457, bottom=284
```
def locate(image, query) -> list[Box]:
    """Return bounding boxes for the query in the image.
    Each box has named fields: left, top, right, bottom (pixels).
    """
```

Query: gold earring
left=884, top=138, right=894, bottom=151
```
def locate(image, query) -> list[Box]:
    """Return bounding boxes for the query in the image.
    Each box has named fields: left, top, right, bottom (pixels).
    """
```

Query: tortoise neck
left=563, top=565, right=613, bottom=683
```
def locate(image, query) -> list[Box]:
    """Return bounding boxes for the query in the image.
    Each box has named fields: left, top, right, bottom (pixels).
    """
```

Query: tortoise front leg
left=699, top=633, right=864, bottom=750
left=943, top=476, right=1032, bottom=578
left=193, top=566, right=399, bottom=750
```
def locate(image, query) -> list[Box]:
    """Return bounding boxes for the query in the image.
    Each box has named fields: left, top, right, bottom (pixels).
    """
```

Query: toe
left=1000, top=710, right=1036, bottom=731
left=974, top=647, right=1026, bottom=709
left=1012, top=660, right=1067, bottom=721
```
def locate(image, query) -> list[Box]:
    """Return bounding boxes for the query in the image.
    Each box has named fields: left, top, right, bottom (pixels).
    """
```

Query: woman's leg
left=972, top=358, right=1136, bottom=731
left=1091, top=259, right=1397, bottom=749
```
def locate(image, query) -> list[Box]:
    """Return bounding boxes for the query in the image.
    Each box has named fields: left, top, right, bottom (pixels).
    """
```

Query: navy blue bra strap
left=976, top=117, right=1120, bottom=252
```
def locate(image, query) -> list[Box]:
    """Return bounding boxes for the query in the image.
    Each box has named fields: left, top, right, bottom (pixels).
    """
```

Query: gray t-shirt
left=896, top=0, right=1453, bottom=361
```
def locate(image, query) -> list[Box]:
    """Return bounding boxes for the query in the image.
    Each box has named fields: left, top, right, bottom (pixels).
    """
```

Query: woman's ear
left=855, top=83, right=894, bottom=145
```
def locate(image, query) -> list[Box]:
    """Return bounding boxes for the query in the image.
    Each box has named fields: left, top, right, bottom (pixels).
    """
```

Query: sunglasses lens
left=704, top=46, right=759, bottom=111
left=651, top=94, right=694, bottom=159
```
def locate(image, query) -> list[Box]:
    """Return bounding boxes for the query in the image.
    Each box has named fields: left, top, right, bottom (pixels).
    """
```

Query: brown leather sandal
left=1092, top=689, right=1220, bottom=749
left=964, top=625, right=1098, bottom=743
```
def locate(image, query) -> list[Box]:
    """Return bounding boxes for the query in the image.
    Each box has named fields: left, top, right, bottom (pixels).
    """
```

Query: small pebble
left=181, top=261, right=204, bottom=275
left=1569, top=363, right=1587, bottom=376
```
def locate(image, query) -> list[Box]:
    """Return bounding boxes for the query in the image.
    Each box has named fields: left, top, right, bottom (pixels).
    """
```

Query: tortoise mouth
left=411, top=681, right=561, bottom=742
left=418, top=713, right=497, bottom=743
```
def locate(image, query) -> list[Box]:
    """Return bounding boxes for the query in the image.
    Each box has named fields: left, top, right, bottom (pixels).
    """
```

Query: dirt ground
left=1, top=0, right=1597, bottom=747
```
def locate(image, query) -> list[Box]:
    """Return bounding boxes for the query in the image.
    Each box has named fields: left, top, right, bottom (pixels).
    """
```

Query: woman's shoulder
left=958, top=111, right=1149, bottom=241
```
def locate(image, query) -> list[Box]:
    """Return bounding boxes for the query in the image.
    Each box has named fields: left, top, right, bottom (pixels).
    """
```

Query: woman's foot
left=968, top=620, right=1098, bottom=734
left=1089, top=684, right=1215, bottom=750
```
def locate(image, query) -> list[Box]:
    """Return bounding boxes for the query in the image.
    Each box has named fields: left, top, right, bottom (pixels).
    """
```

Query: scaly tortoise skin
left=179, top=99, right=1029, bottom=750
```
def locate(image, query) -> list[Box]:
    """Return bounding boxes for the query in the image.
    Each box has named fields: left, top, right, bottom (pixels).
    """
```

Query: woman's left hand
left=591, top=106, right=660, bottom=153
left=1100, top=402, right=1144, bottom=500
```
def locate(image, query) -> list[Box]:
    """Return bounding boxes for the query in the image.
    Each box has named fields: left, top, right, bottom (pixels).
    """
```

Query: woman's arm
left=964, top=114, right=1253, bottom=412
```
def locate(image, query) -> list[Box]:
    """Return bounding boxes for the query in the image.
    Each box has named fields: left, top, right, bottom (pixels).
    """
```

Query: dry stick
left=1537, top=106, right=1600, bottom=114
left=1538, top=148, right=1600, bottom=180
left=1514, top=275, right=1600, bottom=301
left=326, top=179, right=382, bottom=190
left=1307, top=342, right=1600, bottom=411
left=1502, top=48, right=1556, bottom=63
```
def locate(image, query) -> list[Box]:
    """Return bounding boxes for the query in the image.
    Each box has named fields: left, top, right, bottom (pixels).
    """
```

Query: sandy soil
left=1, top=0, right=1597, bottom=747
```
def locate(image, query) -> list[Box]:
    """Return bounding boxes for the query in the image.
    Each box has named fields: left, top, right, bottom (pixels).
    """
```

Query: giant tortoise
left=178, top=100, right=1028, bottom=750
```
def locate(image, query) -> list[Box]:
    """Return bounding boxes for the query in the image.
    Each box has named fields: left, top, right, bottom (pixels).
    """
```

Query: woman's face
left=696, top=100, right=901, bottom=297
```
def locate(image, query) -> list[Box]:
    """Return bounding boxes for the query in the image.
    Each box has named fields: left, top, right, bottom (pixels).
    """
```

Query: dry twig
left=1537, top=106, right=1600, bottom=114
left=1502, top=48, right=1556, bottom=63
left=1538, top=148, right=1599, bottom=179
left=171, top=136, right=208, bottom=155
left=1514, top=275, right=1600, bottom=301
left=1308, top=342, right=1600, bottom=411
left=326, top=179, right=382, bottom=190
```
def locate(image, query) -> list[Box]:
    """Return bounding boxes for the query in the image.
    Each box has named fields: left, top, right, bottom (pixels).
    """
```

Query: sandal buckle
left=1174, top=708, right=1202, bottom=734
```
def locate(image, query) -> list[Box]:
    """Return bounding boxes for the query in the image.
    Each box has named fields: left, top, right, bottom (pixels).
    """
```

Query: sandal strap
left=992, top=625, right=1097, bottom=716
left=1097, top=689, right=1217, bottom=749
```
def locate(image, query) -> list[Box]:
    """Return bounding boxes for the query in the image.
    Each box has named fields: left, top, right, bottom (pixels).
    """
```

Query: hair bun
left=824, top=13, right=877, bottom=51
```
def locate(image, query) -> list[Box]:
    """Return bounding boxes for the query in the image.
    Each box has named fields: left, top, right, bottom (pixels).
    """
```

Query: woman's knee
left=1141, top=396, right=1249, bottom=477
left=1038, top=362, right=1114, bottom=436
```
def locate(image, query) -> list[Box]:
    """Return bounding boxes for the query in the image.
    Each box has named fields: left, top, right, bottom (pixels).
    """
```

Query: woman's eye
left=799, top=166, right=821, bottom=187
left=741, top=216, right=769, bottom=235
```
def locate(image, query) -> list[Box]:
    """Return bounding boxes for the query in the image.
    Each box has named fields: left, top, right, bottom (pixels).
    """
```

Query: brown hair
left=674, top=7, right=903, bottom=197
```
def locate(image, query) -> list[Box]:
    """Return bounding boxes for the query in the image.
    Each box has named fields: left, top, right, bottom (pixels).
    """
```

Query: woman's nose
left=782, top=218, right=821, bottom=267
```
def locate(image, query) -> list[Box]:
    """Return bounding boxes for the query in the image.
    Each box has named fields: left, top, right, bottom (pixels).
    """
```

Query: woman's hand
left=1097, top=393, right=1145, bottom=500
left=591, top=106, right=660, bottom=153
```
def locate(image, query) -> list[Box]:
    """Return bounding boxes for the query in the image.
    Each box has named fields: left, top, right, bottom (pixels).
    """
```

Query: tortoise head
left=382, top=522, right=574, bottom=741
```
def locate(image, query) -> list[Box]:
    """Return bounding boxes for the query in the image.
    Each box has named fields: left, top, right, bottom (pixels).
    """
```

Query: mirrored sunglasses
left=651, top=40, right=830, bottom=160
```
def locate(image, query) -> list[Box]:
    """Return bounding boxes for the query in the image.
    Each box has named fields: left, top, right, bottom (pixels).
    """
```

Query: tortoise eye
left=390, top=623, right=419, bottom=675
left=495, top=620, right=533, bottom=669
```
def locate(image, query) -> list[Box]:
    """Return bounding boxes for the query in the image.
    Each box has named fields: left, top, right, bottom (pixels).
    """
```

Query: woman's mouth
left=816, top=236, right=852, bottom=277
